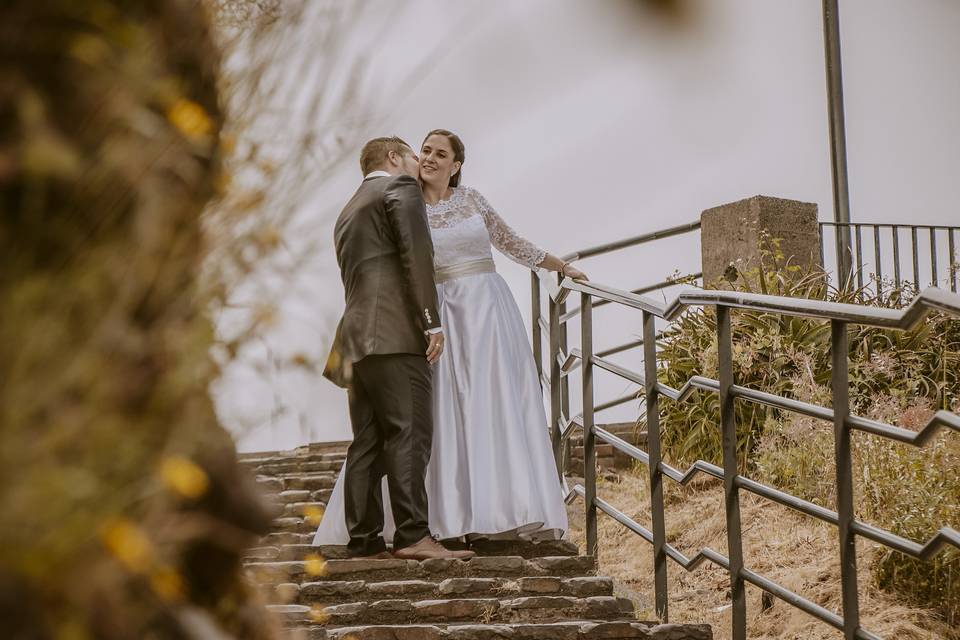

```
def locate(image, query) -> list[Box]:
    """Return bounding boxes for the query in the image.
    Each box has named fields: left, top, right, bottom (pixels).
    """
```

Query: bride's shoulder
left=457, top=185, right=489, bottom=205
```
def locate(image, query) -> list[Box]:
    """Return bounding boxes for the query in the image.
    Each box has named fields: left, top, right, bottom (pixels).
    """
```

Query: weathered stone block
left=300, top=580, right=365, bottom=598
left=530, top=556, right=595, bottom=575
left=368, top=598, right=416, bottom=614
left=466, top=556, right=524, bottom=574
left=564, top=576, right=612, bottom=597
left=367, top=580, right=437, bottom=597
left=413, top=598, right=500, bottom=619
left=327, top=625, right=445, bottom=640
left=446, top=624, right=516, bottom=639
left=700, top=195, right=821, bottom=287
left=649, top=623, right=713, bottom=639
left=438, top=577, right=501, bottom=596
left=517, top=577, right=562, bottom=594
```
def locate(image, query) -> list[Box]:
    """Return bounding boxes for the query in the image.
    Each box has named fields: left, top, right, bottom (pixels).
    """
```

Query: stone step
left=270, top=517, right=322, bottom=534
left=281, top=620, right=713, bottom=639
left=274, top=489, right=313, bottom=503
left=261, top=532, right=312, bottom=546
left=239, top=441, right=349, bottom=462
left=277, top=594, right=633, bottom=627
left=260, top=539, right=579, bottom=563
left=241, top=449, right=348, bottom=464
left=282, top=501, right=328, bottom=518
left=257, top=477, right=285, bottom=493
left=274, top=474, right=339, bottom=492
left=251, top=460, right=345, bottom=476
left=246, top=556, right=597, bottom=585
left=270, top=575, right=614, bottom=606
left=264, top=489, right=333, bottom=507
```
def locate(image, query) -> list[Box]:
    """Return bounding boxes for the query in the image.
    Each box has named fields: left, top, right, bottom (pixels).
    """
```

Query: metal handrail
left=559, top=220, right=702, bottom=263
left=532, top=257, right=959, bottom=639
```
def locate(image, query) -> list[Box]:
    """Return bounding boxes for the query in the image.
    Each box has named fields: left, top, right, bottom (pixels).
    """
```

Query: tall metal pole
left=822, top=0, right=854, bottom=288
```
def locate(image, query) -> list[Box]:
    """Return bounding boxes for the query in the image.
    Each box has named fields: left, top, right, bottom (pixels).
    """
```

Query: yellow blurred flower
left=101, top=518, right=154, bottom=574
left=160, top=456, right=209, bottom=499
left=150, top=565, right=185, bottom=602
left=303, top=505, right=324, bottom=527
left=167, top=98, right=213, bottom=142
left=309, top=605, right=331, bottom=624
left=304, top=553, right=328, bottom=577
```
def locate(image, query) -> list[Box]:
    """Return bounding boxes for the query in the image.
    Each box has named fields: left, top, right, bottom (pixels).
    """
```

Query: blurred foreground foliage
left=656, top=239, right=959, bottom=624
left=0, top=1, right=281, bottom=637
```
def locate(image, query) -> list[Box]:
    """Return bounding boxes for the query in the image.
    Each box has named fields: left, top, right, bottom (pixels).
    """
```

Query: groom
left=324, top=136, right=474, bottom=561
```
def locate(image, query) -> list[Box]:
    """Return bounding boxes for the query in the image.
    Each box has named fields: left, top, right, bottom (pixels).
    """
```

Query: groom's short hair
left=360, top=136, right=412, bottom=175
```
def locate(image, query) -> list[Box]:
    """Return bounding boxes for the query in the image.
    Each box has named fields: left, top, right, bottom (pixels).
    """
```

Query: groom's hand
left=426, top=331, right=445, bottom=364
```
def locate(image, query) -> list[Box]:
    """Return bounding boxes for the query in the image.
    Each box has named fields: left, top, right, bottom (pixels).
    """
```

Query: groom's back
left=329, top=175, right=434, bottom=373
left=334, top=177, right=393, bottom=270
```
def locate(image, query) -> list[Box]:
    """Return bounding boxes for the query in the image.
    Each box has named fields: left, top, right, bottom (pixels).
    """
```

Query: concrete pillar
left=700, top=195, right=821, bottom=288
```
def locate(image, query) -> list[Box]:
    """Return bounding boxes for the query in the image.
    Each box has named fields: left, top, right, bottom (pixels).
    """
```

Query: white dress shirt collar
left=363, top=170, right=391, bottom=180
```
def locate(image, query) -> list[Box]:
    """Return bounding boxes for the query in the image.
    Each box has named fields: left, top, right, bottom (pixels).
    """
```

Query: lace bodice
left=426, top=186, right=546, bottom=270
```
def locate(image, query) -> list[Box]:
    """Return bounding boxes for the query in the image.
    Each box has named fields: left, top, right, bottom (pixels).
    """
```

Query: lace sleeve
left=469, top=188, right=547, bottom=269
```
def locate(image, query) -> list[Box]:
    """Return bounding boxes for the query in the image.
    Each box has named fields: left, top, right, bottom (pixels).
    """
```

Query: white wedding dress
left=313, top=185, right=568, bottom=544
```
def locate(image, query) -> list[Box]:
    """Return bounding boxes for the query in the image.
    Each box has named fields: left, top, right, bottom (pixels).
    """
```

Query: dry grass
left=566, top=470, right=957, bottom=640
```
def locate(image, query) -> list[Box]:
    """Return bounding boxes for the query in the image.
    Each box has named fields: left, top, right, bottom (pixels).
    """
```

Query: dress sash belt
left=435, top=258, right=496, bottom=283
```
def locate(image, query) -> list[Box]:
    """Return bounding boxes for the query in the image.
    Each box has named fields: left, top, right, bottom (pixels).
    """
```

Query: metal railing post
left=854, top=224, right=864, bottom=290
left=950, top=228, right=958, bottom=292
left=559, top=272, right=571, bottom=476
left=531, top=272, right=542, bottom=383
left=892, top=225, right=902, bottom=286
left=930, top=228, right=939, bottom=287
left=643, top=310, right=669, bottom=621
left=717, top=306, right=747, bottom=640
left=872, top=225, right=882, bottom=293
left=911, top=226, right=920, bottom=290
left=831, top=320, right=861, bottom=639
left=581, top=292, right=598, bottom=558
left=548, top=296, right=562, bottom=477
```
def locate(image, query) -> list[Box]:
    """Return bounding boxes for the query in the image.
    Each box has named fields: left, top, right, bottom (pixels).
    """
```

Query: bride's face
left=420, top=135, right=460, bottom=187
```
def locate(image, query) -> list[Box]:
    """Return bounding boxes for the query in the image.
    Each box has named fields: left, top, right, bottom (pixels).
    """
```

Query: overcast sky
left=215, top=0, right=960, bottom=452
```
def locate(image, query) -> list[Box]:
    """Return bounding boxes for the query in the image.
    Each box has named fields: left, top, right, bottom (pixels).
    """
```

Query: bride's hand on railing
left=562, top=262, right=588, bottom=281
left=536, top=253, right=588, bottom=281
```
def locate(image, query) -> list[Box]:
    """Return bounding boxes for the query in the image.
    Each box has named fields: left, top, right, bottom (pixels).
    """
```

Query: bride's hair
left=422, top=129, right=465, bottom=188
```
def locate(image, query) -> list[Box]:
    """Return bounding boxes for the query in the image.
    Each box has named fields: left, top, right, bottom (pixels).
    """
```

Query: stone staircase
left=240, top=443, right=712, bottom=640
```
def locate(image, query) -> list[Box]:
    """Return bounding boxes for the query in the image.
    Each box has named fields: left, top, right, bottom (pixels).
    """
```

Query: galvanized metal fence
left=820, top=221, right=960, bottom=293
left=530, top=224, right=960, bottom=640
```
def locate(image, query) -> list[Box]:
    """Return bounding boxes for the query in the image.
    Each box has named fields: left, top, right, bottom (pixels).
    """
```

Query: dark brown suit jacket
left=324, top=174, right=440, bottom=387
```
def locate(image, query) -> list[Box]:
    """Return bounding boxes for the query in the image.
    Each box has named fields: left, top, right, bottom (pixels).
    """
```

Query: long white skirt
left=313, top=271, right=568, bottom=544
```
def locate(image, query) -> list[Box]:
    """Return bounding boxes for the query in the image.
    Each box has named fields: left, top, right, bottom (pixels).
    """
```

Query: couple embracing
left=316, top=130, right=587, bottom=560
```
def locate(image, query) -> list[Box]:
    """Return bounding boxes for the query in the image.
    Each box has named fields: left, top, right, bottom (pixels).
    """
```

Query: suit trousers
left=343, top=353, right=433, bottom=554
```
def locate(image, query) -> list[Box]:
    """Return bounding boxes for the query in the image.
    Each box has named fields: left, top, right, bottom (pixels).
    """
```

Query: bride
left=314, top=128, right=586, bottom=546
